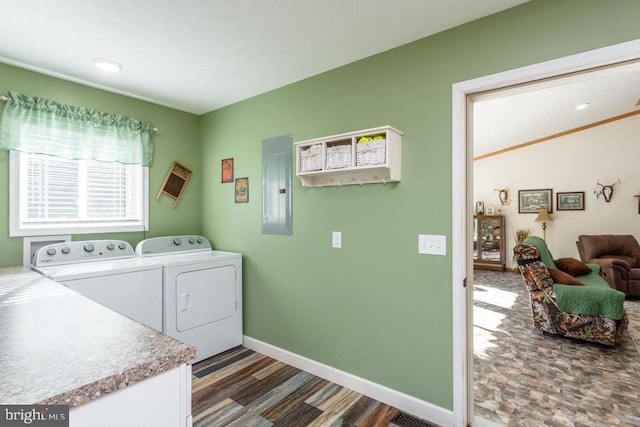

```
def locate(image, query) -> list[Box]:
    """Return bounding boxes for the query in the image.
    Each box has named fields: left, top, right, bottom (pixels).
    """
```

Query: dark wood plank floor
left=191, top=346, right=438, bottom=427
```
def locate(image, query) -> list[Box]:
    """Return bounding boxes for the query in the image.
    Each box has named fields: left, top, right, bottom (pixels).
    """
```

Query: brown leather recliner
left=576, top=234, right=640, bottom=297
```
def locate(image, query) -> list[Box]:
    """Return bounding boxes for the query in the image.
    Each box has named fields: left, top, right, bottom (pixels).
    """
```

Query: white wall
left=474, top=115, right=640, bottom=268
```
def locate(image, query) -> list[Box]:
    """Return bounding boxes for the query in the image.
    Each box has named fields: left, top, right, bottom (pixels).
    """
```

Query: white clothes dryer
left=32, top=240, right=163, bottom=331
left=135, top=235, right=242, bottom=363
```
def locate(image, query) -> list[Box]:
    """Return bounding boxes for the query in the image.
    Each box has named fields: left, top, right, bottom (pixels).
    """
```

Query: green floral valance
left=0, top=91, right=155, bottom=166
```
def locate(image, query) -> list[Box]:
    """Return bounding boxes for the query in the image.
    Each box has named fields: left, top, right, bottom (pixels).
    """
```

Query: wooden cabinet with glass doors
left=473, top=215, right=506, bottom=271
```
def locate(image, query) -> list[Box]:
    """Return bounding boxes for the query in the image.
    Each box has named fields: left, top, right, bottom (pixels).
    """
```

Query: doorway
left=451, top=39, right=640, bottom=427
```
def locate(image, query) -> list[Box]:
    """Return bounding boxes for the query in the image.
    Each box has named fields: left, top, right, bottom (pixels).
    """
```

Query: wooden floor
left=191, top=346, right=438, bottom=427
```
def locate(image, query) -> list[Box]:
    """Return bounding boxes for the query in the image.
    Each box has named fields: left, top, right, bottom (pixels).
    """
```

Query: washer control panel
left=135, top=235, right=212, bottom=256
left=33, top=240, right=134, bottom=266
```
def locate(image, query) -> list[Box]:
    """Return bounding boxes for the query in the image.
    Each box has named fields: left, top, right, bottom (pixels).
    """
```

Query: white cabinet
left=70, top=364, right=192, bottom=427
left=294, top=125, right=402, bottom=187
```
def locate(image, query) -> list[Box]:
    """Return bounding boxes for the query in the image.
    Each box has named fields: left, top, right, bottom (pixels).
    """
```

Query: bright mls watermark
left=0, top=405, right=68, bottom=426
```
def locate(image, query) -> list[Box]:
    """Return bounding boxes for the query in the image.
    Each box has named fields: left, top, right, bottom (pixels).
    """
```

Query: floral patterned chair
left=514, top=237, right=627, bottom=346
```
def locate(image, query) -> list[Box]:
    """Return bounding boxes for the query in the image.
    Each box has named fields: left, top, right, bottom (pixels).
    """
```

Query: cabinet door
left=478, top=217, right=502, bottom=263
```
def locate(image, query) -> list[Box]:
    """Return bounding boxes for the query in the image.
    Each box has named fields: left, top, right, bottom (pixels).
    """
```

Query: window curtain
left=0, top=91, right=155, bottom=166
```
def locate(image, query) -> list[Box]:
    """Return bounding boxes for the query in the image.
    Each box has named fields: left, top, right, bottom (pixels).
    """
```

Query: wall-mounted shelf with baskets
left=294, top=125, right=402, bottom=187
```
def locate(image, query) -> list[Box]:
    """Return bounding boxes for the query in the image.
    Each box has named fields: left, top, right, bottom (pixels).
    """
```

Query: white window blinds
left=22, top=154, right=144, bottom=224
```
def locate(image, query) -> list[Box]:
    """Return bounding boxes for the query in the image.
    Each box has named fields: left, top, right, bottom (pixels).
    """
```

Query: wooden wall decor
left=156, top=161, right=192, bottom=208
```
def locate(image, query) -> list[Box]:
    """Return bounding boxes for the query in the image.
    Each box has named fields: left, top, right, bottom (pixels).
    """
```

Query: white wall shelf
left=294, top=125, right=402, bottom=187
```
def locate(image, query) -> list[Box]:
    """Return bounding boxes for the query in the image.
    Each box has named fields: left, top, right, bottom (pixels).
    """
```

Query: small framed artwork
left=486, top=207, right=495, bottom=215
left=475, top=201, right=484, bottom=215
left=235, top=177, right=249, bottom=203
left=518, top=189, right=553, bottom=213
left=221, top=158, right=234, bottom=183
left=557, top=191, right=585, bottom=211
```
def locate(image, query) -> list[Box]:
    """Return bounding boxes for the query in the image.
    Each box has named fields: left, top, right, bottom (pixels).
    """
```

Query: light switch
left=418, top=234, right=446, bottom=255
left=332, top=231, right=342, bottom=248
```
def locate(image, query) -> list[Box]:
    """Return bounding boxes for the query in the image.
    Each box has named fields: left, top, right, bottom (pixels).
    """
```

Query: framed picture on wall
left=221, top=158, right=234, bottom=183
left=518, top=189, right=553, bottom=213
left=557, top=191, right=585, bottom=210
left=235, top=177, right=249, bottom=203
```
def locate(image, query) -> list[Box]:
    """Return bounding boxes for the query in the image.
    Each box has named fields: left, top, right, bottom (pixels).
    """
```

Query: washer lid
left=33, top=258, right=162, bottom=281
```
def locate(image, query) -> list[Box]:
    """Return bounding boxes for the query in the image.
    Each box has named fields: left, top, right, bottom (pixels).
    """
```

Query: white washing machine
left=135, top=235, right=242, bottom=363
left=32, top=240, right=163, bottom=332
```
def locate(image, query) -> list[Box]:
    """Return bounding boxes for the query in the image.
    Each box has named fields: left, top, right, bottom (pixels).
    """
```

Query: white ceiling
left=1, top=0, right=637, bottom=154
left=0, top=0, right=529, bottom=114
left=473, top=61, right=640, bottom=157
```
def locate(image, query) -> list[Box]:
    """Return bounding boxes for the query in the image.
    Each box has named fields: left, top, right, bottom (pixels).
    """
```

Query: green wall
left=0, top=0, right=638, bottom=414
left=199, top=1, right=640, bottom=409
left=0, top=63, right=201, bottom=266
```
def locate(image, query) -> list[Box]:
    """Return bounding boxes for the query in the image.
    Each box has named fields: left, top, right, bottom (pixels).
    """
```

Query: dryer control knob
left=197, top=237, right=203, bottom=244
left=61, top=247, right=70, bottom=254
left=173, top=238, right=182, bottom=246
left=118, top=243, right=127, bottom=250
left=46, top=248, right=56, bottom=256
left=106, top=243, right=115, bottom=250
left=84, top=243, right=95, bottom=253
left=189, top=238, right=195, bottom=244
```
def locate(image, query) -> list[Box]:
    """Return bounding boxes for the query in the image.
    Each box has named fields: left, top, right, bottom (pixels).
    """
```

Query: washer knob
left=106, top=243, right=115, bottom=250
left=61, top=247, right=70, bottom=254
left=46, top=248, right=56, bottom=256
left=189, top=238, right=195, bottom=244
left=84, top=243, right=95, bottom=253
left=197, top=237, right=203, bottom=244
left=118, top=242, right=126, bottom=250
left=173, top=238, right=182, bottom=246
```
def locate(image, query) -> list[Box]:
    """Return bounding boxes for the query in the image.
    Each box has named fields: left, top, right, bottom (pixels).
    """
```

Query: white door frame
left=451, top=38, right=640, bottom=427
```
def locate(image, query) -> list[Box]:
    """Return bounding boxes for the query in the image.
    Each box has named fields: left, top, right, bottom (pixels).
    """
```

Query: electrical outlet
left=418, top=234, right=446, bottom=255
left=332, top=231, right=342, bottom=248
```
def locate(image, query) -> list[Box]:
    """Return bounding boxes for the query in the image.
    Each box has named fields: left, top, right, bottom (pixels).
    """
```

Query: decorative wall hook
left=494, top=187, right=510, bottom=205
left=595, top=178, right=620, bottom=202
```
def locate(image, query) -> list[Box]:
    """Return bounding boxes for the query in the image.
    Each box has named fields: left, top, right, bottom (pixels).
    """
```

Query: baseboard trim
left=243, top=335, right=453, bottom=427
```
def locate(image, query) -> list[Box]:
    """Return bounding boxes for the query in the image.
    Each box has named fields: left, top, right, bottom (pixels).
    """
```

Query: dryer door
left=175, top=265, right=237, bottom=332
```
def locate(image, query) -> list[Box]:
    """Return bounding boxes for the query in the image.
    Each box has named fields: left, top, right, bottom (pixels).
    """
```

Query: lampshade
left=535, top=208, right=552, bottom=223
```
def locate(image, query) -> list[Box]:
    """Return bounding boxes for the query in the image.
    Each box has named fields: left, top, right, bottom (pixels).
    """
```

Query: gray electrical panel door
left=262, top=134, right=292, bottom=235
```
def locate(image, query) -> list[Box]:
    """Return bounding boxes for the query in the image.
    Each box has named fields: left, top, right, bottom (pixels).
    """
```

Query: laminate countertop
left=0, top=266, right=196, bottom=407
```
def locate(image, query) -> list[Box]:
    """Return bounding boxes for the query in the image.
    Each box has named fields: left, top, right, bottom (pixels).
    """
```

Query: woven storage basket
left=300, top=144, right=322, bottom=172
left=326, top=144, right=352, bottom=169
left=356, top=140, right=386, bottom=166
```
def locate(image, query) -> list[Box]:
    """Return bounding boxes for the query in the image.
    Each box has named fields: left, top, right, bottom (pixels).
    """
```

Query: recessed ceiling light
left=93, top=58, right=123, bottom=73
left=575, top=102, right=590, bottom=110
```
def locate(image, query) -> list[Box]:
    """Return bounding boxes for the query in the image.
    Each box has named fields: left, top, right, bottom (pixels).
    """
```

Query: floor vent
left=391, top=412, right=440, bottom=427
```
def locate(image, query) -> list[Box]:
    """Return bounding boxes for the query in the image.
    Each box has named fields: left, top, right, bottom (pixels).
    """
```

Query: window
left=1, top=91, right=154, bottom=237
left=10, top=151, right=148, bottom=236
